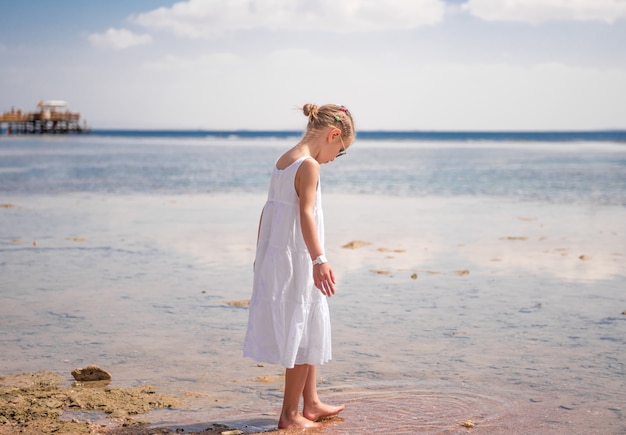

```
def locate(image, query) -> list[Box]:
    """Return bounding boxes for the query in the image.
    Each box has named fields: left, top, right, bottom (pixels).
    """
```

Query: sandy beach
left=1, top=192, right=625, bottom=434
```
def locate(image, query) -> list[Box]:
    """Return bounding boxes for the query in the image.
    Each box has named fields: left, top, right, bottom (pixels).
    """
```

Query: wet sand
left=1, top=193, right=625, bottom=434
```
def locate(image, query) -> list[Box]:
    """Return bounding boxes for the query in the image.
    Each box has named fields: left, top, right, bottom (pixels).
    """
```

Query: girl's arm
left=296, top=158, right=336, bottom=297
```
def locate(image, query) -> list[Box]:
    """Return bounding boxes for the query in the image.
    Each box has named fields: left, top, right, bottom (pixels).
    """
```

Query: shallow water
left=1, top=192, right=624, bottom=434
left=1, top=136, right=625, bottom=433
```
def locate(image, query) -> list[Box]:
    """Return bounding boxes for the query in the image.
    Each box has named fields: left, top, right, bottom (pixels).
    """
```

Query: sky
left=1, top=0, right=625, bottom=131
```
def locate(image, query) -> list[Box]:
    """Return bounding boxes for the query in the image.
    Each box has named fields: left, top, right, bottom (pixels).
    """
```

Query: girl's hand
left=314, top=263, right=336, bottom=297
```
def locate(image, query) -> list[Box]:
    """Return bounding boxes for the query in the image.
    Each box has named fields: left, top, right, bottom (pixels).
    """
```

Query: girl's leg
left=279, top=364, right=320, bottom=429
left=302, top=365, right=346, bottom=421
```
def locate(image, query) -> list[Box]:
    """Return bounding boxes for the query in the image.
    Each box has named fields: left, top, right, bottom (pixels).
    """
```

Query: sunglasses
left=336, top=136, right=347, bottom=158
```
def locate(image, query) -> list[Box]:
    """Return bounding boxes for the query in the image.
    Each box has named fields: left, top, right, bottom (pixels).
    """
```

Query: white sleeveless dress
left=243, top=156, right=332, bottom=368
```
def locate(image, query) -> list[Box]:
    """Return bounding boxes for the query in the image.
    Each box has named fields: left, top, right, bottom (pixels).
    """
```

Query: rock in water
left=71, top=365, right=112, bottom=382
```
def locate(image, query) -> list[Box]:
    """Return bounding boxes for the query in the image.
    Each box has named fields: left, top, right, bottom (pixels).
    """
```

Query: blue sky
left=1, top=0, right=625, bottom=130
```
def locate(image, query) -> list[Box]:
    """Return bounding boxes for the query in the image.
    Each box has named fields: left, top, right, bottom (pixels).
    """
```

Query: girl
left=244, top=103, right=355, bottom=429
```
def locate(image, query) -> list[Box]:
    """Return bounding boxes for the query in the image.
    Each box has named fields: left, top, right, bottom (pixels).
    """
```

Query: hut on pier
left=0, top=100, right=89, bottom=135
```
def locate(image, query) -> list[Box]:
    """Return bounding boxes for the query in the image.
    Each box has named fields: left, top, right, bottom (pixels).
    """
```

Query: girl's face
left=318, top=128, right=352, bottom=164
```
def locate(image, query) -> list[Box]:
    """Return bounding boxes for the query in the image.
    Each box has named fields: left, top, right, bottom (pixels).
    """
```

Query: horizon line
left=90, top=128, right=626, bottom=133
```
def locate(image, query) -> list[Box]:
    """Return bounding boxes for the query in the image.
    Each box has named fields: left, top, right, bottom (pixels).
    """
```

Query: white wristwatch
left=312, top=255, right=328, bottom=265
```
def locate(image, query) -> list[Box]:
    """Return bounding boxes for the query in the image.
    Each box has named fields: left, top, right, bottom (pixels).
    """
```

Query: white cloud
left=380, top=61, right=626, bottom=130
left=88, top=28, right=152, bottom=50
left=67, top=46, right=626, bottom=130
left=133, top=0, right=446, bottom=38
left=463, top=0, right=626, bottom=24
left=142, top=52, right=243, bottom=71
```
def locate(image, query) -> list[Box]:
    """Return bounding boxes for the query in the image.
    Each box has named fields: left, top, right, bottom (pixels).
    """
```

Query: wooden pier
left=0, top=100, right=88, bottom=135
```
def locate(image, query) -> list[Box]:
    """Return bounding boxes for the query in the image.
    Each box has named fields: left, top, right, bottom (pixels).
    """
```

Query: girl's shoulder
left=296, top=155, right=319, bottom=174
left=294, top=156, right=320, bottom=192
left=276, top=152, right=317, bottom=171
left=275, top=149, right=296, bottom=170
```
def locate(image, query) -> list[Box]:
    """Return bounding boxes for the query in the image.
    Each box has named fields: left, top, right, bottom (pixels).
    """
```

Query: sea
left=0, top=129, right=625, bottom=205
left=1, top=130, right=625, bottom=434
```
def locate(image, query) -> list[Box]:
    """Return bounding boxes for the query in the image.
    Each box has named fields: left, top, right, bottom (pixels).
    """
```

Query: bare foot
left=278, top=413, right=321, bottom=429
left=303, top=401, right=346, bottom=422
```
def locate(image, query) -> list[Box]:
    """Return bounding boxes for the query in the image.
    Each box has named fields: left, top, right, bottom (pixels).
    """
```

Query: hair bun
left=300, top=103, right=354, bottom=140
left=303, top=104, right=319, bottom=119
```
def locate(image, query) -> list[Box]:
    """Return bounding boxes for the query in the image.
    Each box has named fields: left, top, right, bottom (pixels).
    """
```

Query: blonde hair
left=302, top=103, right=355, bottom=141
